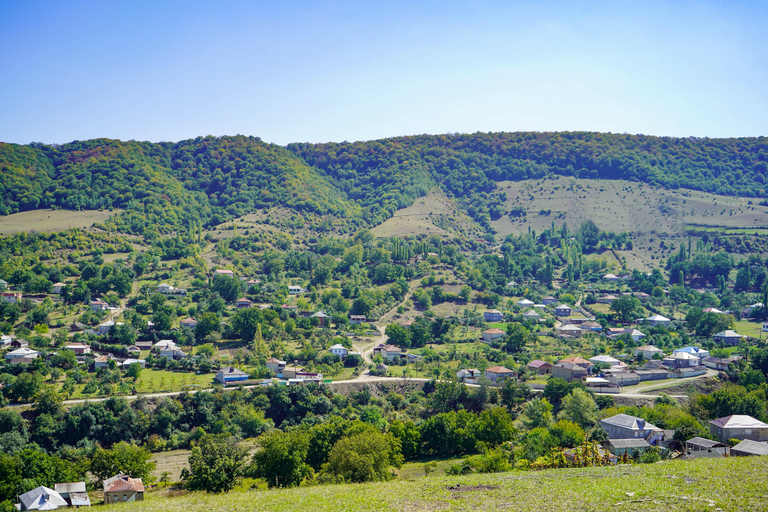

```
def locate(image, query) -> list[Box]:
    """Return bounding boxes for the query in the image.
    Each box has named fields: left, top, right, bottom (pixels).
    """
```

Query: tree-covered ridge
left=2, top=132, right=768, bottom=235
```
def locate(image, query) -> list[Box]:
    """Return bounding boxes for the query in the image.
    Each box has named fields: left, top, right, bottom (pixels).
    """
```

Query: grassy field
left=0, top=208, right=120, bottom=234
left=370, top=189, right=485, bottom=240
left=734, top=320, right=766, bottom=339
left=115, top=456, right=768, bottom=512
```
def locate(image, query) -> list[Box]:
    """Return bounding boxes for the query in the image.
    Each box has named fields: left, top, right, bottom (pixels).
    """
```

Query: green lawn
left=116, top=456, right=768, bottom=512
left=734, top=320, right=766, bottom=339
left=134, top=369, right=216, bottom=394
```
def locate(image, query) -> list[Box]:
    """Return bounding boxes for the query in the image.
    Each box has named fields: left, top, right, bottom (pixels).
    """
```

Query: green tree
left=505, top=323, right=531, bottom=353
left=10, top=373, right=43, bottom=403
left=185, top=433, right=249, bottom=493
left=126, top=362, right=142, bottom=381
left=610, top=295, right=640, bottom=322
left=211, top=274, right=243, bottom=303
left=523, top=398, right=553, bottom=429
left=384, top=323, right=411, bottom=348
left=195, top=312, right=221, bottom=340
left=557, top=388, right=598, bottom=430
left=89, top=442, right=156, bottom=483
left=251, top=430, right=312, bottom=488
left=320, top=431, right=402, bottom=483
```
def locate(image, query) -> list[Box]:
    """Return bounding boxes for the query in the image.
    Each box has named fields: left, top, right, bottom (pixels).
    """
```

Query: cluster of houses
left=524, top=343, right=739, bottom=389
left=598, top=412, right=768, bottom=459
left=457, top=365, right=517, bottom=385
left=14, top=472, right=148, bottom=510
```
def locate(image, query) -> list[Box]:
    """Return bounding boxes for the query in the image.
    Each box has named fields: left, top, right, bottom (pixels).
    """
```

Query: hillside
left=2, top=132, right=768, bottom=240
left=114, top=457, right=767, bottom=512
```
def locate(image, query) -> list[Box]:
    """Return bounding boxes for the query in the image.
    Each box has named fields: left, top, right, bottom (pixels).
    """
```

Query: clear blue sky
left=1, top=0, right=766, bottom=145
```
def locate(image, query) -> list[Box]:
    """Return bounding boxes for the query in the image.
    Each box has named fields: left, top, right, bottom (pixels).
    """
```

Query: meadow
left=0, top=208, right=119, bottom=234
left=114, top=456, right=768, bottom=512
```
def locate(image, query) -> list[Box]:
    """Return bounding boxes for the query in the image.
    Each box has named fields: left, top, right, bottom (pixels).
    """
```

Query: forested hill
left=2, top=132, right=767, bottom=235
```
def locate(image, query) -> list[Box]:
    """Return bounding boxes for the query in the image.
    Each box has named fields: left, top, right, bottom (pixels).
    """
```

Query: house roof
left=483, top=328, right=505, bottom=334
left=329, top=344, right=347, bottom=350
left=485, top=365, right=516, bottom=374
left=311, top=311, right=329, bottom=318
left=555, top=304, right=571, bottom=309
left=731, top=440, right=768, bottom=456
left=485, top=309, right=502, bottom=314
left=6, top=347, right=38, bottom=356
left=516, top=299, right=534, bottom=305
left=666, top=352, right=698, bottom=360
left=180, top=317, right=197, bottom=324
left=607, top=438, right=651, bottom=449
left=527, top=360, right=551, bottom=368
left=558, top=324, right=581, bottom=331
left=685, top=437, right=727, bottom=449
left=19, top=486, right=68, bottom=510
left=266, top=357, right=286, bottom=364
left=647, top=314, right=670, bottom=322
left=589, top=355, right=620, bottom=365
left=709, top=415, right=768, bottom=429
left=553, top=362, right=587, bottom=372
left=635, top=344, right=660, bottom=352
left=560, top=356, right=591, bottom=365
left=674, top=346, right=708, bottom=355
left=523, top=310, right=540, bottom=316
left=713, top=330, right=745, bottom=338
left=54, top=482, right=86, bottom=494
left=219, top=366, right=249, bottom=377
left=601, top=413, right=659, bottom=431
left=702, top=355, right=730, bottom=364
left=103, top=474, right=144, bottom=493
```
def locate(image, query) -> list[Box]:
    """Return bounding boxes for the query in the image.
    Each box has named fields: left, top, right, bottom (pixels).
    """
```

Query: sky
left=1, top=0, right=766, bottom=146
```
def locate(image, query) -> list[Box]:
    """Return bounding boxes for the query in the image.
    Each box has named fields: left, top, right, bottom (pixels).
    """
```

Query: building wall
left=710, top=425, right=768, bottom=443
left=105, top=492, right=143, bottom=504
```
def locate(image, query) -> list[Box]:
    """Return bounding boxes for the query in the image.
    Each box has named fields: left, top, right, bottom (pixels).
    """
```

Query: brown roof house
left=527, top=360, right=552, bottom=375
left=709, top=415, right=768, bottom=443
left=551, top=361, right=588, bottom=381
left=481, top=328, right=506, bottom=343
left=484, top=366, right=517, bottom=384
left=103, top=473, right=144, bottom=504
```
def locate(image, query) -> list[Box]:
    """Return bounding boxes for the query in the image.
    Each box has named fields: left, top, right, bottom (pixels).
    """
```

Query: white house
left=5, top=347, right=39, bottom=361
left=481, top=328, right=506, bottom=343
left=179, top=317, right=198, bottom=329
left=157, top=283, right=187, bottom=296
left=484, top=309, right=503, bottom=322
left=288, top=285, right=304, bottom=295
left=90, top=299, right=108, bottom=311
left=523, top=310, right=541, bottom=322
left=646, top=314, right=671, bottom=327
left=516, top=299, right=534, bottom=308
left=634, top=344, right=664, bottom=359
left=1, top=291, right=22, bottom=303
left=626, top=329, right=646, bottom=343
left=555, top=304, right=572, bottom=317
left=52, top=282, right=66, bottom=294
left=216, top=366, right=250, bottom=385
left=329, top=343, right=349, bottom=358
left=673, top=346, right=710, bottom=359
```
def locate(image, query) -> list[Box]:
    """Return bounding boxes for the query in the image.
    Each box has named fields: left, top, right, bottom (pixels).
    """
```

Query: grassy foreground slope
left=124, top=458, right=767, bottom=512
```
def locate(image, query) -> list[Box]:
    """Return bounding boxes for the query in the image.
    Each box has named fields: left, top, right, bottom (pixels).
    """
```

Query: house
left=266, top=357, right=286, bottom=375
left=703, top=307, right=725, bottom=314
left=633, top=344, right=662, bottom=359
left=702, top=355, right=731, bottom=371
left=11, top=338, right=28, bottom=349
left=90, top=299, right=108, bottom=311
left=93, top=355, right=112, bottom=369
left=481, top=328, right=506, bottom=343
left=645, top=314, right=671, bottom=326
left=556, top=324, right=582, bottom=338
left=542, top=296, right=557, bottom=305
left=311, top=311, right=330, bottom=326
left=374, top=344, right=402, bottom=360
left=329, top=344, right=349, bottom=358
left=516, top=299, right=534, bottom=308
left=709, top=415, right=768, bottom=443
left=103, top=473, right=144, bottom=504
left=731, top=440, right=768, bottom=457
left=551, top=362, right=588, bottom=381
left=0, top=334, right=11, bottom=347
left=349, top=315, right=367, bottom=324
left=65, top=343, right=91, bottom=355
left=288, top=285, right=304, bottom=295
left=245, top=279, right=261, bottom=289
left=213, top=269, right=235, bottom=278
left=527, top=360, right=552, bottom=375
left=17, top=486, right=68, bottom=511
left=523, top=310, right=541, bottom=322
left=216, top=366, right=250, bottom=385
left=457, top=368, right=482, bottom=384
left=482, top=309, right=502, bottom=322
left=235, top=298, right=253, bottom=309
left=5, top=348, right=39, bottom=362
left=135, top=340, right=153, bottom=351
left=673, top=346, right=710, bottom=359
left=120, top=359, right=146, bottom=369
left=157, top=283, right=187, bottom=296
left=484, top=365, right=517, bottom=384
left=685, top=437, right=730, bottom=456
left=589, top=354, right=621, bottom=366
left=741, top=302, right=763, bottom=319
left=560, top=356, right=592, bottom=370
left=601, top=414, right=662, bottom=442
left=153, top=340, right=176, bottom=352
left=52, top=282, right=66, bottom=294
left=70, top=322, right=86, bottom=332
left=180, top=317, right=198, bottom=329
left=603, top=273, right=619, bottom=281
left=554, top=304, right=572, bottom=317
left=96, top=320, right=122, bottom=336
left=599, top=294, right=619, bottom=304
left=662, top=352, right=700, bottom=369
left=713, top=330, right=746, bottom=346
left=1, top=291, right=22, bottom=303
left=581, top=321, right=602, bottom=332
left=633, top=291, right=651, bottom=302
left=625, top=329, right=646, bottom=343
left=54, top=482, right=91, bottom=507
left=605, top=438, right=652, bottom=456
left=160, top=345, right=186, bottom=361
